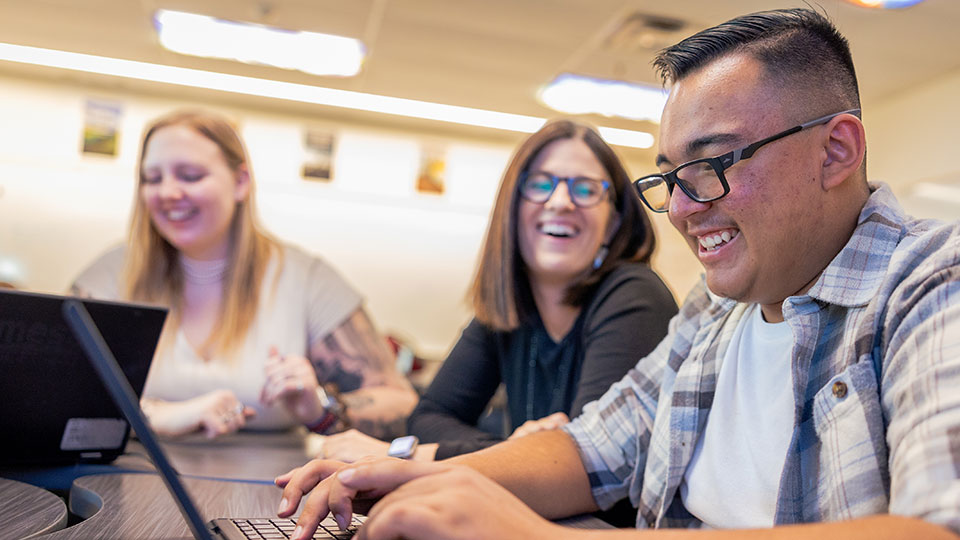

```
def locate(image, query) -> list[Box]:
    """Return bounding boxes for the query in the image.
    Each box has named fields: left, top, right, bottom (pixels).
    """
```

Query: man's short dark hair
left=653, top=8, right=860, bottom=118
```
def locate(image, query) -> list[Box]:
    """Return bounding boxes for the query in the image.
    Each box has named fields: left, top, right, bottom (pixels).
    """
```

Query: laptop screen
left=0, top=289, right=166, bottom=465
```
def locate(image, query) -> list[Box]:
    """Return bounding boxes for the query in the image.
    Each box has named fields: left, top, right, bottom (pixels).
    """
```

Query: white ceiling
left=1, top=0, right=959, bottom=148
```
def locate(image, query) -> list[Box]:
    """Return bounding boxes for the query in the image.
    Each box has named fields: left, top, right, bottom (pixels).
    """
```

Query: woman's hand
left=318, top=429, right=390, bottom=463
left=194, top=389, right=256, bottom=438
left=143, top=389, right=255, bottom=438
left=508, top=412, right=570, bottom=440
left=260, top=346, right=325, bottom=423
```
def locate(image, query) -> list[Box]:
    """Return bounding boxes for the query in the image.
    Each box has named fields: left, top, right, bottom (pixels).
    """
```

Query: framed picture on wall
left=81, top=99, right=123, bottom=157
left=301, top=128, right=336, bottom=182
left=416, top=143, right=446, bottom=195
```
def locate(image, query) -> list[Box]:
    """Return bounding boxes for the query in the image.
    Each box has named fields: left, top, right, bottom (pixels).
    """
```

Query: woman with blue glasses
left=322, top=120, right=676, bottom=486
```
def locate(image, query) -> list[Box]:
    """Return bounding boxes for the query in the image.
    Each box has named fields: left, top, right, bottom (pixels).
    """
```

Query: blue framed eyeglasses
left=519, top=171, right=611, bottom=208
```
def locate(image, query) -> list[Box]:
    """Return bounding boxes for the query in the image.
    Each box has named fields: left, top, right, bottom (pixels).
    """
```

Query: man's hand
left=351, top=462, right=563, bottom=540
left=275, top=458, right=433, bottom=540
left=276, top=458, right=563, bottom=540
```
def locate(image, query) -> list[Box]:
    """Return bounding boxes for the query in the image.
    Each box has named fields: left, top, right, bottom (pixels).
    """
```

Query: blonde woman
left=72, top=110, right=416, bottom=439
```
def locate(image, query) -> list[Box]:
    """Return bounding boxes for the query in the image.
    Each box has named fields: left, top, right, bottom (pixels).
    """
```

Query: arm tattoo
left=310, top=308, right=395, bottom=391
left=310, top=309, right=414, bottom=439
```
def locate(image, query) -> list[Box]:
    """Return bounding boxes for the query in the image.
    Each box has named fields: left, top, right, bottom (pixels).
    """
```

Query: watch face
left=315, top=386, right=334, bottom=409
left=387, top=435, right=417, bottom=459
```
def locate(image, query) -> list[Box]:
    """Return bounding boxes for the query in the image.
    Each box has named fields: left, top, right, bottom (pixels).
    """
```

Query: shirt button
left=832, top=381, right=848, bottom=399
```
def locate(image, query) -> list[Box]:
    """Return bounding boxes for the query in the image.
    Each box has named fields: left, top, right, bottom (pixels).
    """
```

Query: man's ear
left=234, top=164, right=251, bottom=202
left=820, top=113, right=865, bottom=191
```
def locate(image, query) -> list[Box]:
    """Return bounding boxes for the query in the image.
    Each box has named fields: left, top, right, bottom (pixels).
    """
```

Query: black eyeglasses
left=633, top=109, right=861, bottom=213
left=519, top=171, right=611, bottom=208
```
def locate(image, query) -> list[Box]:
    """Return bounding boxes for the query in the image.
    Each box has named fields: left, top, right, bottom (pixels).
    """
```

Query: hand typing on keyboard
left=231, top=517, right=363, bottom=539
left=274, top=458, right=562, bottom=540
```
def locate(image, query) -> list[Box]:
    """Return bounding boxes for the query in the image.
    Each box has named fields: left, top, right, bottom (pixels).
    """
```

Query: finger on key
left=279, top=460, right=346, bottom=517
left=326, top=468, right=362, bottom=532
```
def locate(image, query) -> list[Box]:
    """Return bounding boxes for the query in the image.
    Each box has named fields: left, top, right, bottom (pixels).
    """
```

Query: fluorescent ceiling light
left=0, top=43, right=655, bottom=148
left=540, top=73, right=669, bottom=123
left=154, top=9, right=365, bottom=77
left=842, top=0, right=926, bottom=7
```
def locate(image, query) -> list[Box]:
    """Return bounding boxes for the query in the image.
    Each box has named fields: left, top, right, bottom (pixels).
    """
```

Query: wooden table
left=44, top=473, right=286, bottom=539
left=41, top=473, right=611, bottom=539
left=0, top=478, right=68, bottom=539
left=8, top=429, right=611, bottom=538
left=0, top=429, right=310, bottom=538
left=118, top=429, right=312, bottom=483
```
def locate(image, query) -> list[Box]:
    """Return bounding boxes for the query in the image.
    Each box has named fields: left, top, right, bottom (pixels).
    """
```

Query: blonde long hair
left=123, top=110, right=278, bottom=358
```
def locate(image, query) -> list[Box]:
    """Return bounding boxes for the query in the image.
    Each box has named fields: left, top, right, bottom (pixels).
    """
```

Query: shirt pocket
left=808, top=356, right=890, bottom=520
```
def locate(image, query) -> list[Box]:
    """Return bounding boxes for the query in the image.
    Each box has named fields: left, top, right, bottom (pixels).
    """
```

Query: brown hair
left=470, top=119, right=656, bottom=331
left=123, top=110, right=278, bottom=358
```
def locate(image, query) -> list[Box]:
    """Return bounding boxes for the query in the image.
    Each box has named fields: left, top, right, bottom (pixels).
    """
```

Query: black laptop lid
left=63, top=298, right=215, bottom=540
left=0, top=289, right=167, bottom=465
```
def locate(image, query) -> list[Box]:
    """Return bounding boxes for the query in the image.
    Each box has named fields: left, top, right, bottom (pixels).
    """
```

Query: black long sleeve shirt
left=408, top=263, right=679, bottom=460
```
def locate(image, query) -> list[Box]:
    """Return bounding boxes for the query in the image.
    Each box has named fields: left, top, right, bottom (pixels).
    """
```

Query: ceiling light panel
left=842, top=0, right=927, bottom=8
left=540, top=73, right=668, bottom=123
left=154, top=9, right=365, bottom=77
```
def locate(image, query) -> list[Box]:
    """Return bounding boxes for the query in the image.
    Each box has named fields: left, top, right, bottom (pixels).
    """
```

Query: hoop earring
left=592, top=244, right=609, bottom=270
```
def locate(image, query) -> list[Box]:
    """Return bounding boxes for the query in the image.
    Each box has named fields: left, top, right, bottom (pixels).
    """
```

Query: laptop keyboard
left=231, top=517, right=362, bottom=539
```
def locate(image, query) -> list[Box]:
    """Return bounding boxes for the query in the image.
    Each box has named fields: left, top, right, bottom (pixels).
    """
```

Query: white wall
left=865, top=67, right=960, bottom=220
left=6, top=66, right=949, bottom=361
left=0, top=74, right=514, bottom=358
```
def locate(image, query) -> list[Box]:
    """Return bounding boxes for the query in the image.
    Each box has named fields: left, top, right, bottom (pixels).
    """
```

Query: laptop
left=0, top=289, right=166, bottom=465
left=62, top=298, right=364, bottom=540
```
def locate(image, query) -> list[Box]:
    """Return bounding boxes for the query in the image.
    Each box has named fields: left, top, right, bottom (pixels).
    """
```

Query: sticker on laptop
left=60, top=418, right=128, bottom=450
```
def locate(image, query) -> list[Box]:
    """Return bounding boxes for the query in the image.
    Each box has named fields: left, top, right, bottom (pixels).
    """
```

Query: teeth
left=165, top=209, right=194, bottom=221
left=699, top=230, right=737, bottom=251
left=541, top=223, right=576, bottom=237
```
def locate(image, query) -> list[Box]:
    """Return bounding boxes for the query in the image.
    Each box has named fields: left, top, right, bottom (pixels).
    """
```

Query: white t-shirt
left=71, top=243, right=363, bottom=430
left=680, top=303, right=795, bottom=528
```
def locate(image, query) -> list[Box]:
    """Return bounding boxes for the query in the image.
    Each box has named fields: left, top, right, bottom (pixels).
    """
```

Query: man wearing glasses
left=278, top=8, right=960, bottom=540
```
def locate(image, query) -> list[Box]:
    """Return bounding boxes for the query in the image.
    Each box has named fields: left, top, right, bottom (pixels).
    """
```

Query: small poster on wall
left=416, top=143, right=446, bottom=195
left=301, top=128, right=336, bottom=182
left=81, top=99, right=123, bottom=156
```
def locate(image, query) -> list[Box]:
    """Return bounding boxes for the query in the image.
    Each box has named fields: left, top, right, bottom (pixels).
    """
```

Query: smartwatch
left=387, top=435, right=419, bottom=459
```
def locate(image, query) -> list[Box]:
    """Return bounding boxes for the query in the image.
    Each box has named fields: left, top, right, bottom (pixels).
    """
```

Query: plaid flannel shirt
left=563, top=184, right=960, bottom=533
